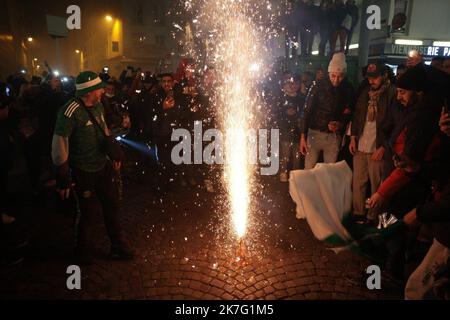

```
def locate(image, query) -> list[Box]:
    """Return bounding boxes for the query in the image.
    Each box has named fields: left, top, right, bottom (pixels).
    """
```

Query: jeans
left=304, top=129, right=341, bottom=170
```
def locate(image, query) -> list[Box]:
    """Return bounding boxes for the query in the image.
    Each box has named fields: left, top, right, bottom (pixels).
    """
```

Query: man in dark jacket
left=37, top=74, right=68, bottom=154
left=366, top=67, right=441, bottom=281
left=366, top=67, right=441, bottom=216
left=350, top=63, right=396, bottom=223
left=277, top=73, right=305, bottom=182
left=152, top=73, right=189, bottom=189
left=403, top=110, right=450, bottom=299
left=36, top=75, right=69, bottom=187
left=52, top=71, right=133, bottom=264
left=102, top=79, right=130, bottom=137
left=300, top=53, right=354, bottom=169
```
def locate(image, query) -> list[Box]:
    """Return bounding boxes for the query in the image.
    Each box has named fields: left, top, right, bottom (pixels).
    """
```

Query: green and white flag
left=289, top=161, right=353, bottom=245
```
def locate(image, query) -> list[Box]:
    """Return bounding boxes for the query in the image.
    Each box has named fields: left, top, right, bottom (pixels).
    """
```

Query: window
left=112, top=41, right=119, bottom=52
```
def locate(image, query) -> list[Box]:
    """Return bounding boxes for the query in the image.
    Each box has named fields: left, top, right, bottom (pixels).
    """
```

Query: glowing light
left=249, top=62, right=260, bottom=73
left=27, top=37, right=33, bottom=42
left=394, top=39, right=423, bottom=46
left=105, top=15, right=113, bottom=22
left=184, top=0, right=275, bottom=242
left=201, top=1, right=265, bottom=240
left=173, top=23, right=183, bottom=31
left=53, top=70, right=60, bottom=77
left=433, top=41, right=450, bottom=47
left=0, top=34, right=13, bottom=41
left=75, top=49, right=80, bottom=54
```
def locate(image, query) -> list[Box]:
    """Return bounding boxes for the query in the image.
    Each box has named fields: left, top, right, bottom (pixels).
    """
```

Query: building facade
left=358, top=0, right=450, bottom=69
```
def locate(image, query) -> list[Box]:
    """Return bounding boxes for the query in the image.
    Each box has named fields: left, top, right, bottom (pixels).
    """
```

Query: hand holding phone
left=440, top=103, right=450, bottom=126
left=439, top=106, right=450, bottom=137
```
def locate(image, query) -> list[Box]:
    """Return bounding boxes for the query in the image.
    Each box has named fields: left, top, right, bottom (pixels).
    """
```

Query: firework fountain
left=179, top=0, right=281, bottom=260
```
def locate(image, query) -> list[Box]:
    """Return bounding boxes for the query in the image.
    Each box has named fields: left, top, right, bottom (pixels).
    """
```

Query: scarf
left=367, top=81, right=389, bottom=122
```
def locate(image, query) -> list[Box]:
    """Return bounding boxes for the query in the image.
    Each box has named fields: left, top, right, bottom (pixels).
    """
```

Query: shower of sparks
left=174, top=0, right=283, bottom=244
left=221, top=17, right=258, bottom=239
left=204, top=0, right=266, bottom=240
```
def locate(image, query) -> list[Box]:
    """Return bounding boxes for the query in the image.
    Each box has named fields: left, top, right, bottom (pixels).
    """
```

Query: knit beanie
left=397, top=66, right=428, bottom=92
left=328, top=52, right=347, bottom=73
left=75, top=71, right=105, bottom=97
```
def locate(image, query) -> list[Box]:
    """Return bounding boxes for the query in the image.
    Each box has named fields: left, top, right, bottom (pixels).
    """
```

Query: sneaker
left=353, top=215, right=368, bottom=225
left=279, top=172, right=288, bottom=182
left=111, top=245, right=134, bottom=260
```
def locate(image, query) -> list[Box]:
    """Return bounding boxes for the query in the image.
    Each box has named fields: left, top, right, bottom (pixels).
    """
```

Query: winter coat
left=351, top=83, right=397, bottom=149
left=300, top=77, right=354, bottom=136
left=416, top=135, right=450, bottom=248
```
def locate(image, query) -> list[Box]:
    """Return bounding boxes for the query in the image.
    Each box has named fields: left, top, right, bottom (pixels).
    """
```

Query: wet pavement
left=0, top=173, right=403, bottom=300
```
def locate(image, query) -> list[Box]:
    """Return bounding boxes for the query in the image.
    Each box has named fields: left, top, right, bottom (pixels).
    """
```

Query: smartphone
left=5, top=86, right=10, bottom=97
left=167, top=90, right=174, bottom=99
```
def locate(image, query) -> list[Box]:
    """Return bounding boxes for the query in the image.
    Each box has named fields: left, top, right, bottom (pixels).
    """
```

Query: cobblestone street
left=1, top=175, right=403, bottom=300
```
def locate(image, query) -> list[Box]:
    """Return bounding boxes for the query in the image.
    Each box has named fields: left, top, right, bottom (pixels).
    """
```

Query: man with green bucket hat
left=52, top=71, right=133, bottom=264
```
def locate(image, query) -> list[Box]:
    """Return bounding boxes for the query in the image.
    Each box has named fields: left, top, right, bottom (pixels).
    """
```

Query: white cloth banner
left=289, top=161, right=353, bottom=242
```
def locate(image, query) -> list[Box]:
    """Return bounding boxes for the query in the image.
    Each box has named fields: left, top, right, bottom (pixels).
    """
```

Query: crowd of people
left=0, top=58, right=221, bottom=264
left=283, top=0, right=359, bottom=57
left=276, top=51, right=450, bottom=299
left=1, top=46, right=450, bottom=298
